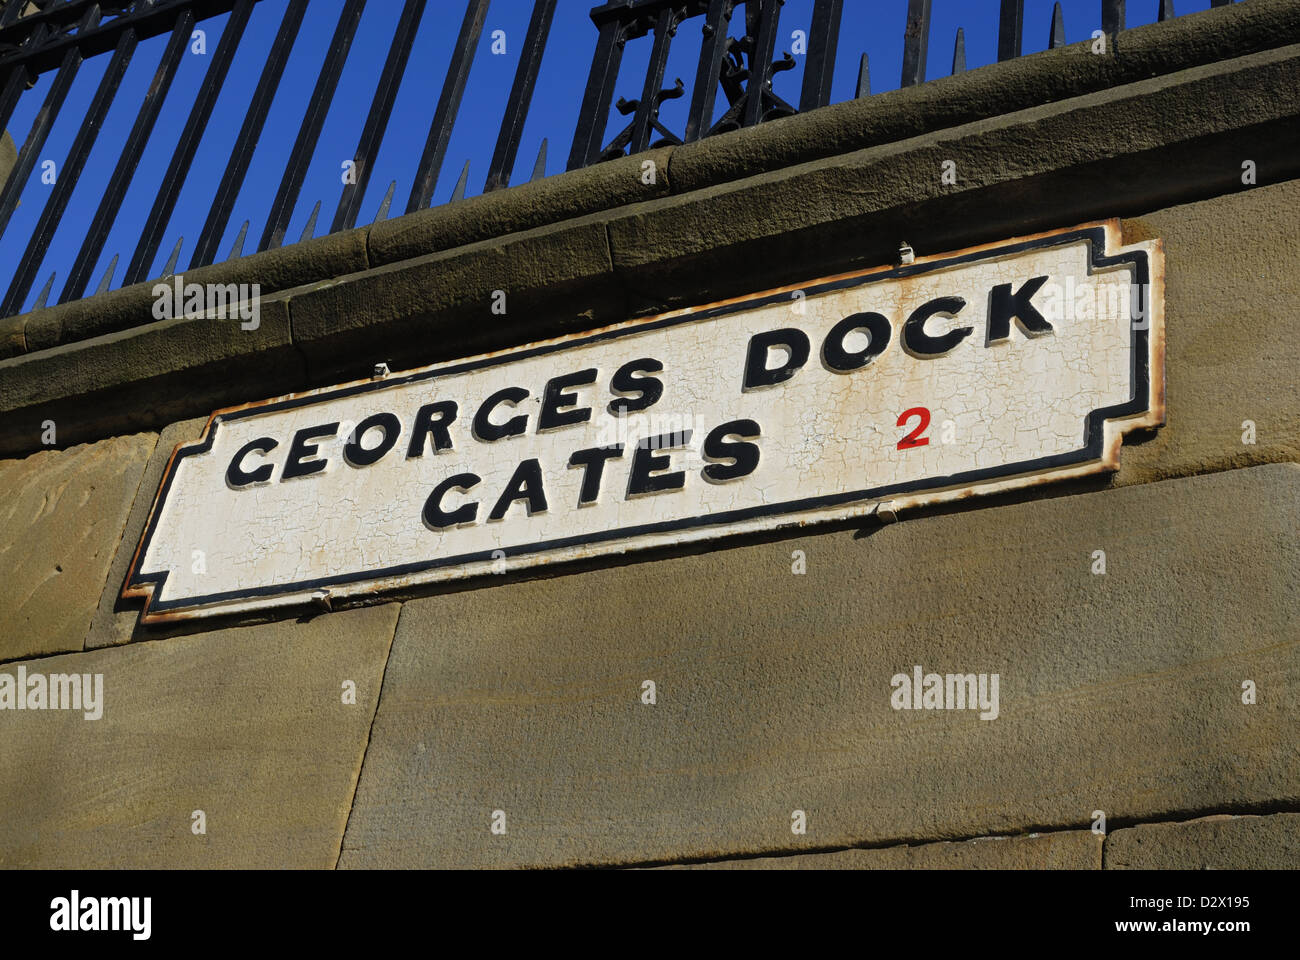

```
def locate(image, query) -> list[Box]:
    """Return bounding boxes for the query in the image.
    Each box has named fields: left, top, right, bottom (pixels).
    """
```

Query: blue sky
left=0, top=0, right=1226, bottom=313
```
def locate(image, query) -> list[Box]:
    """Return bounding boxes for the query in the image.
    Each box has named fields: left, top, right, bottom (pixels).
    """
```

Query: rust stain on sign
left=123, top=221, right=1164, bottom=622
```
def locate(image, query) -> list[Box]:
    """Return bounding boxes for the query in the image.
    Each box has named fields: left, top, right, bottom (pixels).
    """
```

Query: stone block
left=0, top=433, right=157, bottom=661
left=0, top=603, right=399, bottom=868
left=338, top=464, right=1299, bottom=868
left=1106, top=813, right=1300, bottom=869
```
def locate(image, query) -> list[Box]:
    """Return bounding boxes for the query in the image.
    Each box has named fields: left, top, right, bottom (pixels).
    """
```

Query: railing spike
left=226, top=220, right=249, bottom=261
left=856, top=53, right=870, bottom=98
left=531, top=138, right=548, bottom=182
left=1049, top=3, right=1066, bottom=49
left=161, top=237, right=183, bottom=278
left=96, top=254, right=119, bottom=295
left=450, top=160, right=470, bottom=203
left=34, top=271, right=56, bottom=310
left=952, top=27, right=966, bottom=74
left=373, top=179, right=396, bottom=223
left=1158, top=0, right=1175, bottom=22
left=300, top=200, right=321, bottom=243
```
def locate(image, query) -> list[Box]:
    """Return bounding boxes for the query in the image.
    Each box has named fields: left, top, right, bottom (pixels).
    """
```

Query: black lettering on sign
left=538, top=368, right=597, bottom=431
left=568, top=445, right=625, bottom=505
left=987, top=275, right=1053, bottom=343
left=281, top=423, right=338, bottom=480
left=743, top=329, right=810, bottom=390
left=821, top=312, right=892, bottom=372
left=489, top=458, right=549, bottom=520
left=423, top=473, right=481, bottom=529
left=226, top=438, right=278, bottom=488
left=627, top=431, right=692, bottom=497
left=407, top=401, right=457, bottom=457
left=344, top=412, right=401, bottom=468
left=702, top=420, right=762, bottom=482
left=473, top=387, right=529, bottom=442
left=902, top=296, right=971, bottom=358
left=607, top=358, right=664, bottom=415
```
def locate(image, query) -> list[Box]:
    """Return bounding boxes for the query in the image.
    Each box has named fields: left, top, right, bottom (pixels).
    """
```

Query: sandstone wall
left=0, top=0, right=1295, bottom=869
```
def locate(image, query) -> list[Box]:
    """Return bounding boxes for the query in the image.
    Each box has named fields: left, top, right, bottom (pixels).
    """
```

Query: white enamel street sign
left=124, top=221, right=1164, bottom=622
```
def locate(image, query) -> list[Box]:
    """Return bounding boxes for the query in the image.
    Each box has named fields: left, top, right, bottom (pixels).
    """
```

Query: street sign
left=124, top=221, right=1163, bottom=622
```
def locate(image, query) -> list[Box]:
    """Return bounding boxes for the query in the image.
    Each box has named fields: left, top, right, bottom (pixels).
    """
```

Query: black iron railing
left=0, top=0, right=1236, bottom=319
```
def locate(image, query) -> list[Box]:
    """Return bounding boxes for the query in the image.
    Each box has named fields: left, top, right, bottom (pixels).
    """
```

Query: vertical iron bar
left=855, top=52, right=869, bottom=97
left=629, top=7, right=675, bottom=154
left=997, top=0, right=1023, bottom=61
left=484, top=0, right=556, bottom=192
left=0, top=7, right=101, bottom=241
left=741, top=0, right=782, bottom=128
left=3, top=19, right=138, bottom=316
left=684, top=0, right=732, bottom=143
left=190, top=0, right=308, bottom=269
left=124, top=0, right=255, bottom=285
left=0, top=61, right=31, bottom=136
left=406, top=0, right=489, bottom=212
left=61, top=9, right=193, bottom=303
left=1158, top=0, right=1175, bottom=21
left=332, top=0, right=425, bottom=233
left=900, top=0, right=931, bottom=87
left=798, top=0, right=842, bottom=112
left=1102, top=0, right=1125, bottom=37
left=259, top=0, right=366, bottom=251
left=952, top=27, right=965, bottom=74
left=567, top=16, right=624, bottom=170
left=0, top=2, right=44, bottom=134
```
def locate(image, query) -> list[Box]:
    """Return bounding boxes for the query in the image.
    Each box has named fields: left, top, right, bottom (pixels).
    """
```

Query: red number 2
left=896, top=407, right=931, bottom=450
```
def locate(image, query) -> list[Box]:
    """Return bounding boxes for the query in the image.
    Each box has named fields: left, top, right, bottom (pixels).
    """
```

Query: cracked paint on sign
left=123, top=221, right=1164, bottom=622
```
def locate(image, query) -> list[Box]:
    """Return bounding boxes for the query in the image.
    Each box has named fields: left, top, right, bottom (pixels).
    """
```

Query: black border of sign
left=126, top=224, right=1153, bottom=616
